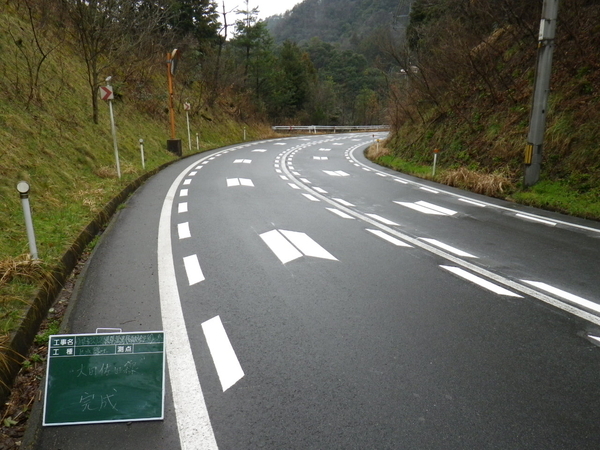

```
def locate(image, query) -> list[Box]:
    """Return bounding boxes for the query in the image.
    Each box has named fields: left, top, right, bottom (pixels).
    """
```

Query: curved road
left=35, top=133, right=600, bottom=449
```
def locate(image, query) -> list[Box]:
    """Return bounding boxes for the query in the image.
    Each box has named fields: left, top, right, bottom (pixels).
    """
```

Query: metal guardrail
left=271, top=125, right=389, bottom=133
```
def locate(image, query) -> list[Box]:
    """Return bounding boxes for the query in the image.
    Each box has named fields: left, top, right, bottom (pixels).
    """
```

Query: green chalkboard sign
left=43, top=331, right=165, bottom=426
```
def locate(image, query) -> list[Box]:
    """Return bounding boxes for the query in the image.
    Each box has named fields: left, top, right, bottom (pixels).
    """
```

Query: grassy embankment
left=0, top=10, right=275, bottom=343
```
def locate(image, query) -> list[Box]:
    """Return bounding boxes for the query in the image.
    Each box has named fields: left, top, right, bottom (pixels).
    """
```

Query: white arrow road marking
left=440, top=266, right=522, bottom=297
left=227, top=178, right=254, bottom=187
left=233, top=159, right=252, bottom=164
left=279, top=230, right=338, bottom=260
left=323, top=170, right=350, bottom=177
left=365, top=213, right=399, bottom=226
left=178, top=222, right=191, bottom=239
left=521, top=281, right=599, bottom=313
left=366, top=229, right=412, bottom=247
left=178, top=203, right=188, bottom=213
left=260, top=230, right=337, bottom=263
left=416, top=201, right=457, bottom=216
left=202, top=316, right=245, bottom=392
left=420, top=238, right=477, bottom=257
left=326, top=208, right=354, bottom=219
left=260, top=230, right=303, bottom=263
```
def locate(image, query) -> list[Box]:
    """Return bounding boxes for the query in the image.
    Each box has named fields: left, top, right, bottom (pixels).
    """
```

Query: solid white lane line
left=279, top=230, right=338, bottom=260
left=183, top=255, right=205, bottom=285
left=458, top=197, right=486, bottom=207
left=158, top=156, right=217, bottom=449
left=366, top=229, right=412, bottom=247
left=516, top=213, right=557, bottom=226
left=260, top=230, right=303, bottom=264
left=179, top=189, right=188, bottom=197
left=365, top=213, right=399, bottom=226
left=416, top=201, right=457, bottom=216
left=227, top=178, right=240, bottom=187
left=178, top=222, right=191, bottom=239
left=202, top=316, right=245, bottom=392
left=240, top=178, right=254, bottom=187
left=395, top=201, right=444, bottom=215
left=333, top=198, right=354, bottom=207
left=178, top=203, right=188, bottom=214
left=419, top=187, right=439, bottom=194
left=440, top=266, right=522, bottom=297
left=302, top=194, right=320, bottom=202
left=326, top=208, right=354, bottom=219
left=521, top=281, right=600, bottom=313
left=420, top=238, right=477, bottom=258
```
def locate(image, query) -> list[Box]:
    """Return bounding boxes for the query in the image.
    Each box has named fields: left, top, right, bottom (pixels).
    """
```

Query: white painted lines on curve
left=178, top=203, right=188, bottom=214
left=326, top=208, right=354, bottom=219
left=366, top=229, right=412, bottom=247
left=302, top=193, right=320, bottom=202
left=233, top=159, right=252, bottom=164
left=365, top=213, right=399, bottom=226
left=201, top=316, right=245, bottom=392
left=183, top=254, right=205, bottom=285
left=333, top=198, right=354, bottom=207
left=323, top=170, right=350, bottom=177
left=395, top=201, right=457, bottom=216
left=178, top=222, right=191, bottom=239
left=521, top=281, right=599, bottom=314
left=179, top=189, right=188, bottom=197
left=516, top=213, right=557, bottom=227
left=440, top=266, right=522, bottom=297
left=420, top=238, right=477, bottom=258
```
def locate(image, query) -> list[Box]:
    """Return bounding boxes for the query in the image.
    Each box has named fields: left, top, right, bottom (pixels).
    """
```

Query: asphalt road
left=32, top=133, right=600, bottom=449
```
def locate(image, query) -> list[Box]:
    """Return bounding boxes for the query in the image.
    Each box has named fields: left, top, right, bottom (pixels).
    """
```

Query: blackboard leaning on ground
left=42, top=331, right=165, bottom=426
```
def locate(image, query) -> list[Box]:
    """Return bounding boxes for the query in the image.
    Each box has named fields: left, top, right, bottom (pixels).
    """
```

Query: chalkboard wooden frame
left=42, top=331, right=165, bottom=426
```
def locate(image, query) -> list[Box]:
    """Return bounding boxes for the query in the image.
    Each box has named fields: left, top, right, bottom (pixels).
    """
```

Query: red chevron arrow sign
left=99, top=85, right=114, bottom=101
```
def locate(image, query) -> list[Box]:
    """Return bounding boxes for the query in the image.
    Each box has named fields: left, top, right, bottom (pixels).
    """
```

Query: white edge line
left=158, top=155, right=218, bottom=449
left=440, top=265, right=522, bottom=297
left=366, top=229, right=412, bottom=247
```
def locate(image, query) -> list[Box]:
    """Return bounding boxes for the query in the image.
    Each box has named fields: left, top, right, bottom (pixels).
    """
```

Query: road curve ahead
left=35, top=133, right=600, bottom=449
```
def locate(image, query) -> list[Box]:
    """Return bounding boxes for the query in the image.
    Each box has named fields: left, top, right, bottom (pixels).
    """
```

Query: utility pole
left=524, top=0, right=560, bottom=187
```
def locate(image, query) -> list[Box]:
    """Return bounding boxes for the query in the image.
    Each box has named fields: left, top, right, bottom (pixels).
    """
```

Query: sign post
left=166, top=49, right=182, bottom=156
left=184, top=102, right=192, bottom=153
left=43, top=331, right=165, bottom=426
left=99, top=79, right=121, bottom=179
left=432, top=148, right=440, bottom=176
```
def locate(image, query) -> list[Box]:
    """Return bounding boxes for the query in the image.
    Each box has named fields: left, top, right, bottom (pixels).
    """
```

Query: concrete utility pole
left=524, top=0, right=560, bottom=187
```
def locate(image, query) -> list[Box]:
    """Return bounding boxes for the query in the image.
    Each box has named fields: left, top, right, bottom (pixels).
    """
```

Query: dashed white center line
left=394, top=179, right=408, bottom=184
left=178, top=203, right=188, bottom=214
left=323, top=170, right=350, bottom=177
left=233, top=159, right=252, bottom=164
left=252, top=149, right=267, bottom=152
left=183, top=254, right=205, bottom=285
left=420, top=187, right=439, bottom=194
left=288, top=183, right=301, bottom=190
left=326, top=208, right=354, bottom=219
left=459, top=198, right=486, bottom=207
left=365, top=213, right=399, bottom=226
left=313, top=156, right=328, bottom=160
left=302, top=193, right=319, bottom=202
left=201, top=316, right=245, bottom=392
left=300, top=178, right=311, bottom=184
left=183, top=179, right=192, bottom=185
left=366, top=229, right=412, bottom=247
left=395, top=201, right=444, bottom=215
left=516, top=213, right=557, bottom=226
left=179, top=189, right=189, bottom=197
left=314, top=187, right=328, bottom=194
left=178, top=222, right=191, bottom=239
left=415, top=201, right=457, bottom=216
left=333, top=198, right=355, bottom=207
left=280, top=175, right=289, bottom=181
left=521, top=281, right=599, bottom=313
left=420, top=238, right=477, bottom=257
left=440, top=266, right=522, bottom=297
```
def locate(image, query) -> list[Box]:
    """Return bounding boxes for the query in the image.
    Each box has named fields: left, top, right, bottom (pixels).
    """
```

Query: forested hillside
left=378, top=0, right=600, bottom=215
